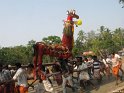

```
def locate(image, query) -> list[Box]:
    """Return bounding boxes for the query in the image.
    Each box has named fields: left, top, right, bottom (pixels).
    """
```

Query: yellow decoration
left=77, top=19, right=82, bottom=25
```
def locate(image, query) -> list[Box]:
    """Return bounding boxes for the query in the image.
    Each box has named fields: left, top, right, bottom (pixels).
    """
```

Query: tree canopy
left=0, top=26, right=124, bottom=65
left=73, top=26, right=124, bottom=57
left=119, top=0, right=124, bottom=8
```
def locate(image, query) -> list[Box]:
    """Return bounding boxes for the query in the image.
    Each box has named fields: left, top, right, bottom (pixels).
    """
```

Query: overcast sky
left=0, top=0, right=124, bottom=47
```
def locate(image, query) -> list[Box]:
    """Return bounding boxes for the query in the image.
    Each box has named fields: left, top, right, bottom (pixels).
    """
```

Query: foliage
left=119, top=0, right=124, bottom=8
left=42, top=36, right=61, bottom=45
left=42, top=36, right=61, bottom=63
left=72, top=30, right=86, bottom=56
left=74, top=26, right=124, bottom=57
left=0, top=27, right=124, bottom=64
left=0, top=40, right=36, bottom=65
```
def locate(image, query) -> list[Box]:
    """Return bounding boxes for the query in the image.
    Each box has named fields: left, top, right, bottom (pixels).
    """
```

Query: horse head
left=66, top=10, right=79, bottom=20
left=64, top=10, right=79, bottom=35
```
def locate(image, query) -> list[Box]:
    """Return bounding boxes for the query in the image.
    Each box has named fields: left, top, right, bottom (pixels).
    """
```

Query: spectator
left=92, top=56, right=102, bottom=84
left=39, top=65, right=54, bottom=93
left=102, top=55, right=111, bottom=80
left=77, top=57, right=96, bottom=92
left=0, top=63, right=6, bottom=93
left=59, top=58, right=75, bottom=93
left=85, top=57, right=93, bottom=79
left=3, top=65, right=12, bottom=81
left=12, top=63, right=28, bottom=93
left=111, top=52, right=123, bottom=85
left=3, top=64, right=14, bottom=93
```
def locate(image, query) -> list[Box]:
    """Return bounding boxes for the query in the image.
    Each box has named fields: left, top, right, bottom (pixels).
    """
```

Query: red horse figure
left=33, top=10, right=79, bottom=80
left=62, top=10, right=79, bottom=51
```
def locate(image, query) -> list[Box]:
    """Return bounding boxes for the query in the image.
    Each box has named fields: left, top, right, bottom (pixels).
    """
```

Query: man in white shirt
left=59, top=58, right=75, bottom=93
left=76, top=57, right=96, bottom=92
left=3, top=65, right=12, bottom=81
left=86, top=57, right=93, bottom=79
left=111, top=52, right=122, bottom=85
left=40, top=65, right=54, bottom=93
left=13, top=63, right=28, bottom=93
left=102, top=56, right=111, bottom=79
left=2, top=64, right=14, bottom=93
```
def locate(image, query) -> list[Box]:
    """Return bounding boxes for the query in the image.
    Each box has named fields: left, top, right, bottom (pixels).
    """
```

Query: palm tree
left=119, top=0, right=124, bottom=3
left=119, top=0, right=124, bottom=8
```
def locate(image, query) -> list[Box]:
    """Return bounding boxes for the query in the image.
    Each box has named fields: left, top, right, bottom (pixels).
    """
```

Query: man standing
left=92, top=56, right=102, bottom=84
left=59, top=58, right=75, bottom=93
left=111, top=52, right=123, bottom=85
left=13, top=63, right=28, bottom=93
left=77, top=57, right=96, bottom=92
left=0, top=63, right=6, bottom=93
left=85, top=57, right=93, bottom=79
left=102, top=55, right=111, bottom=80
left=3, top=64, right=14, bottom=93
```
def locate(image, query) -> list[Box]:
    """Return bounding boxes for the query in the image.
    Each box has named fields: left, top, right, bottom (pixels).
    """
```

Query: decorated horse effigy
left=33, top=10, right=82, bottom=80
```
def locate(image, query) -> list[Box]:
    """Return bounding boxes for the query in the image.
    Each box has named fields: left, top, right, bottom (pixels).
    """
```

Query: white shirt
left=13, top=68, right=28, bottom=87
left=102, top=58, right=111, bottom=67
left=0, top=71, right=6, bottom=84
left=115, top=54, right=121, bottom=58
left=42, top=80, right=53, bottom=92
left=78, top=63, right=88, bottom=71
left=111, top=54, right=121, bottom=67
left=2, top=69, right=12, bottom=80
left=77, top=63, right=90, bottom=80
left=86, top=61, right=93, bottom=68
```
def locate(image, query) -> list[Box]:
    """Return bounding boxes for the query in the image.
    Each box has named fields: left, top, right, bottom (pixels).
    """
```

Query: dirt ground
left=28, top=77, right=124, bottom=93
left=29, top=73, right=124, bottom=93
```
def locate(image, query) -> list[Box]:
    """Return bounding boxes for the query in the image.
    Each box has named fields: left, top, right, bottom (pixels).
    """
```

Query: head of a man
left=87, top=56, right=92, bottom=61
left=15, top=63, right=21, bottom=69
left=27, top=64, right=34, bottom=74
left=92, top=56, right=97, bottom=61
left=0, top=63, right=3, bottom=72
left=76, top=57, right=82, bottom=65
left=111, top=52, right=115, bottom=58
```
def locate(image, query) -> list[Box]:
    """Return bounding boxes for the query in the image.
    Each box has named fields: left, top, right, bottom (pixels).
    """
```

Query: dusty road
left=29, top=74, right=124, bottom=93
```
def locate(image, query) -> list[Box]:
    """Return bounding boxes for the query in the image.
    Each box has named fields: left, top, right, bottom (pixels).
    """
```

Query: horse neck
left=73, top=14, right=79, bottom=19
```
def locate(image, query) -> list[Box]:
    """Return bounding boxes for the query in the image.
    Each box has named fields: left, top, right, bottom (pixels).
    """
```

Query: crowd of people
left=0, top=52, right=124, bottom=93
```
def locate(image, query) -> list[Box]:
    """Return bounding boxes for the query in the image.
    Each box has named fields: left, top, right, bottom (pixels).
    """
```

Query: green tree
left=84, top=30, right=96, bottom=51
left=42, top=36, right=61, bottom=45
left=82, top=26, right=114, bottom=56
left=27, top=40, right=36, bottom=46
left=0, top=44, right=34, bottom=65
left=42, top=35, right=61, bottom=63
left=26, top=40, right=36, bottom=63
left=112, top=28, right=124, bottom=52
left=73, top=30, right=86, bottom=56
left=119, top=0, right=124, bottom=8
left=98, top=26, right=114, bottom=53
